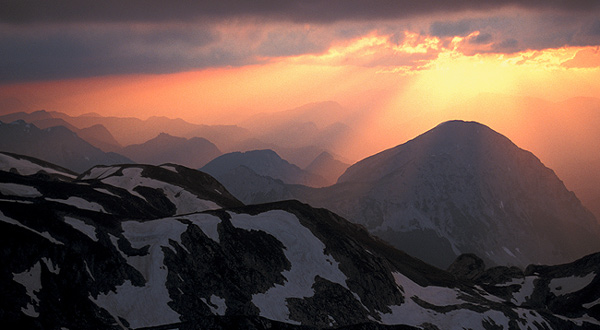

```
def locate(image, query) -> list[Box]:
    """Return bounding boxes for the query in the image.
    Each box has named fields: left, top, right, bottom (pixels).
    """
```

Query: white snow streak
left=502, top=246, right=516, bottom=258
left=0, top=183, right=42, bottom=197
left=583, top=297, right=600, bottom=309
left=160, top=165, right=178, bottom=173
left=64, top=216, right=98, bottom=241
left=0, top=211, right=63, bottom=245
left=47, top=197, right=106, bottom=213
left=81, top=166, right=120, bottom=180
left=94, top=188, right=119, bottom=197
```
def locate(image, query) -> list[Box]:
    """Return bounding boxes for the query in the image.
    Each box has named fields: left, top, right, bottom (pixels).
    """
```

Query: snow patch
left=583, top=297, right=600, bottom=309
left=228, top=210, right=348, bottom=324
left=0, top=198, right=33, bottom=204
left=94, top=188, right=119, bottom=197
left=550, top=273, right=596, bottom=296
left=511, top=276, right=537, bottom=305
left=93, top=279, right=180, bottom=329
left=41, top=257, right=60, bottom=274
left=208, top=295, right=227, bottom=315
left=64, top=216, right=98, bottom=241
left=81, top=166, right=121, bottom=180
left=0, top=183, right=42, bottom=197
left=160, top=165, right=178, bottom=173
left=47, top=197, right=106, bottom=213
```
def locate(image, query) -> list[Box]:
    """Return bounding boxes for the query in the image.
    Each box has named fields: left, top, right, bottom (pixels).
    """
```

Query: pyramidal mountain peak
left=304, top=120, right=600, bottom=268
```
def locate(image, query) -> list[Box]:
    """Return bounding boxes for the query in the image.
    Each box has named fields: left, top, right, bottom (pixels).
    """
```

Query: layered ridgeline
left=303, top=121, right=600, bottom=268
left=119, top=132, right=222, bottom=169
left=0, top=120, right=131, bottom=173
left=2, top=152, right=600, bottom=329
left=202, top=149, right=328, bottom=188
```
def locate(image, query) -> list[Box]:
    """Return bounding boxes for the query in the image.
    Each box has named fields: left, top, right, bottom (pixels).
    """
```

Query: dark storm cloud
left=0, top=26, right=224, bottom=82
left=3, top=0, right=600, bottom=24
left=430, top=20, right=472, bottom=37
left=471, top=33, right=493, bottom=44
left=2, top=1, right=600, bottom=83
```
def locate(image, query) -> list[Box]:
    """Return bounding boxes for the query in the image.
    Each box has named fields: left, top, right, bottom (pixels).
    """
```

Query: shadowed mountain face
left=305, top=151, right=350, bottom=187
left=2, top=152, right=600, bottom=329
left=0, top=120, right=131, bottom=173
left=119, top=132, right=222, bottom=168
left=202, top=149, right=328, bottom=187
left=311, top=120, right=600, bottom=268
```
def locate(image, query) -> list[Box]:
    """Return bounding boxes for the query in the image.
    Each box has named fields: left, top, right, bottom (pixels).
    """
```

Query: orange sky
left=2, top=3, right=600, bottom=162
left=1, top=33, right=599, bottom=144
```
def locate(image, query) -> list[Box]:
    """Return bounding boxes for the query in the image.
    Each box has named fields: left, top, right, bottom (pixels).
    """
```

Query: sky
left=1, top=1, right=600, bottom=146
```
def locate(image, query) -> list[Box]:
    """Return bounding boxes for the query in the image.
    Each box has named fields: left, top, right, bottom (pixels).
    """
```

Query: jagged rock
left=447, top=253, right=485, bottom=281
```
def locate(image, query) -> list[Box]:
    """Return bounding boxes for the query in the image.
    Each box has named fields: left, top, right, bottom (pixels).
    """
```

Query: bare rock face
left=447, top=254, right=485, bottom=281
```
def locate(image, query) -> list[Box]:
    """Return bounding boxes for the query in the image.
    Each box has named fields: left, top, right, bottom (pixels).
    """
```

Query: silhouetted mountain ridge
left=119, top=132, right=222, bottom=168
left=202, top=149, right=328, bottom=187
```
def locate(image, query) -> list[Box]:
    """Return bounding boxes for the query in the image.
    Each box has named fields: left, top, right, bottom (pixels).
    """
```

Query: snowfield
left=229, top=210, right=349, bottom=323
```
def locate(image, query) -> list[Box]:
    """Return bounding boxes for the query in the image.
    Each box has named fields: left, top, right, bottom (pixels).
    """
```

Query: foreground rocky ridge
left=1, top=152, right=599, bottom=329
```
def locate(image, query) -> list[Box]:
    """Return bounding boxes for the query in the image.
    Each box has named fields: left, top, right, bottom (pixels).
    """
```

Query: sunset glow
left=1, top=1, right=600, bottom=203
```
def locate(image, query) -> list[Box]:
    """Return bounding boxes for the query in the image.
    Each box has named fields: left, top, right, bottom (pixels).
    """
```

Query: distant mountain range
left=0, top=120, right=131, bottom=173
left=2, top=151, right=599, bottom=329
left=201, top=149, right=328, bottom=188
left=119, top=132, right=222, bottom=168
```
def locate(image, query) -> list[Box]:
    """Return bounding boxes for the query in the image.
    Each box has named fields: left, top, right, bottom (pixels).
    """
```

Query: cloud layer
left=4, top=0, right=599, bottom=24
left=1, top=1, right=599, bottom=82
